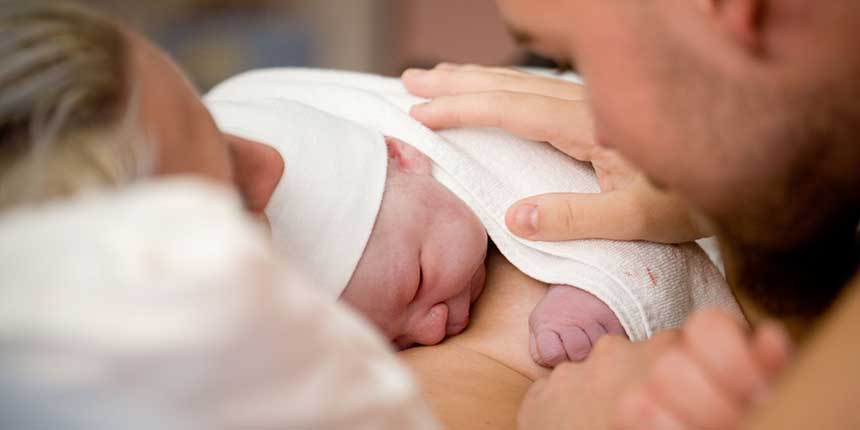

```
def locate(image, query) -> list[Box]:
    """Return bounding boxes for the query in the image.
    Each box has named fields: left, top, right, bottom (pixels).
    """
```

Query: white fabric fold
left=206, top=68, right=744, bottom=341
left=0, top=178, right=436, bottom=429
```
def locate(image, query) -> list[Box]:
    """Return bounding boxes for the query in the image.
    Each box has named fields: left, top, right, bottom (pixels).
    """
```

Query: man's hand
left=403, top=64, right=708, bottom=243
left=517, top=331, right=681, bottom=430
left=615, top=310, right=793, bottom=430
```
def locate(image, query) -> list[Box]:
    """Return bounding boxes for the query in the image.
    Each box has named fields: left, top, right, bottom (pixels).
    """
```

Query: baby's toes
left=532, top=325, right=594, bottom=367
left=531, top=329, right=568, bottom=367
left=559, top=321, right=608, bottom=362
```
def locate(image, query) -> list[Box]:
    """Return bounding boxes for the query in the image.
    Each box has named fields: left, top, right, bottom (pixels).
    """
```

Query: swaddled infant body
left=345, top=137, right=625, bottom=362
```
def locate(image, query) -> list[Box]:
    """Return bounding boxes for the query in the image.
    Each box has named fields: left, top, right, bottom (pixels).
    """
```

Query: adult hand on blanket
left=403, top=64, right=709, bottom=244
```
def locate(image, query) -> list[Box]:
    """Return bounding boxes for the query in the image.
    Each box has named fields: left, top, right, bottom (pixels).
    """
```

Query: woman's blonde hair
left=0, top=1, right=150, bottom=209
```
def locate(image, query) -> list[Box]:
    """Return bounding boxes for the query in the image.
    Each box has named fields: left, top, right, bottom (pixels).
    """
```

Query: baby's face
left=341, top=138, right=488, bottom=349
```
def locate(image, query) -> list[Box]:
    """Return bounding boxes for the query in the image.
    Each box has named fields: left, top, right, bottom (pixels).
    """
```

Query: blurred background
left=77, top=0, right=555, bottom=90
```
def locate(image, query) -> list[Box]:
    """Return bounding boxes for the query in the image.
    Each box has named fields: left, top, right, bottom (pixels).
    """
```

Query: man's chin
left=718, top=222, right=860, bottom=320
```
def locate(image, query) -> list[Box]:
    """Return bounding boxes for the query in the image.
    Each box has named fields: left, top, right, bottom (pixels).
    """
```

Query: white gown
left=0, top=178, right=436, bottom=430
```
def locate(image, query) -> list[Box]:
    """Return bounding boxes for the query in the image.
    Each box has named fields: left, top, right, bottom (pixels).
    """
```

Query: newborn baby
left=345, top=136, right=626, bottom=360
left=208, top=93, right=624, bottom=363
left=207, top=70, right=738, bottom=368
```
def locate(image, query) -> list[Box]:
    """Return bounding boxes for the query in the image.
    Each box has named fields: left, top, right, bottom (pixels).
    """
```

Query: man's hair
left=0, top=1, right=150, bottom=210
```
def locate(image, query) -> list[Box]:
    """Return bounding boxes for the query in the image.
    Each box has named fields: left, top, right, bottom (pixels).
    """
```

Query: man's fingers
left=402, top=67, right=584, bottom=100
left=752, top=320, right=794, bottom=383
left=647, top=349, right=745, bottom=429
left=505, top=191, right=646, bottom=242
left=683, top=309, right=771, bottom=404
left=616, top=386, right=685, bottom=430
left=410, top=91, right=595, bottom=159
left=433, top=62, right=528, bottom=77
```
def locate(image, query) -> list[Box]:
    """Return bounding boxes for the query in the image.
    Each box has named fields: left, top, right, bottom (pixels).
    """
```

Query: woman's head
left=0, top=1, right=143, bottom=208
left=0, top=1, right=281, bottom=215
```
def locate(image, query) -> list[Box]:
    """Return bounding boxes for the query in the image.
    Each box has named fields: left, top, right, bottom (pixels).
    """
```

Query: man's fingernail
left=515, top=204, right=539, bottom=235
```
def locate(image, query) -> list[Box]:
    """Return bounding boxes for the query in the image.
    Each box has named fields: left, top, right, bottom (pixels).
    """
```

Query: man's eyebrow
left=504, top=22, right=534, bottom=46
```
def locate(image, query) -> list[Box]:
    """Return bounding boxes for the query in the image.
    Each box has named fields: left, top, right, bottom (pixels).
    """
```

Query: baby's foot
left=529, top=285, right=626, bottom=367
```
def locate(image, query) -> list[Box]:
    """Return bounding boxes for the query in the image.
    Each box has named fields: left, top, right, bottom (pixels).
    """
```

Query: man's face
left=496, top=0, right=745, bottom=213
left=496, top=0, right=860, bottom=316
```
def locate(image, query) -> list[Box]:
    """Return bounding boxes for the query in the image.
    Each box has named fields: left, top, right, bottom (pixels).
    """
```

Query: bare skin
left=399, top=246, right=551, bottom=430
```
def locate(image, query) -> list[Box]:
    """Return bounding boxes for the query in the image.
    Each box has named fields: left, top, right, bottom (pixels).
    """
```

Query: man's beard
left=714, top=96, right=860, bottom=319
left=719, top=216, right=860, bottom=319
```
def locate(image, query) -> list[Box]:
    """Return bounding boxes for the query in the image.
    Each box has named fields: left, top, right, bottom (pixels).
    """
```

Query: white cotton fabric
left=205, top=99, right=388, bottom=299
left=0, top=178, right=436, bottom=430
left=206, top=68, right=744, bottom=341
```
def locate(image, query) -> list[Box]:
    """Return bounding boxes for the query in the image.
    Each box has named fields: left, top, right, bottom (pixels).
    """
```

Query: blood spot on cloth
left=647, top=268, right=658, bottom=287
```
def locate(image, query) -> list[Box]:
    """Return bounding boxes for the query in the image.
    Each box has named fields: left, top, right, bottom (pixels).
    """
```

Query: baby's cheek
left=340, top=280, right=397, bottom=336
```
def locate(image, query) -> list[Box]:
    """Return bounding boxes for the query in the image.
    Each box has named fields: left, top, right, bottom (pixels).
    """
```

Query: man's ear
left=698, top=0, right=766, bottom=53
left=385, top=137, right=433, bottom=175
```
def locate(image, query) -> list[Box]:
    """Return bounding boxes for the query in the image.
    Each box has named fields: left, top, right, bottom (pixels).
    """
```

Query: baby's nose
left=406, top=302, right=449, bottom=346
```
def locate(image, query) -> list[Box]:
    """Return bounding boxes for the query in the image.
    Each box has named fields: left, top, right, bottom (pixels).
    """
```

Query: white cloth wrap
left=206, top=100, right=388, bottom=299
left=0, top=179, right=436, bottom=430
left=206, top=68, right=744, bottom=341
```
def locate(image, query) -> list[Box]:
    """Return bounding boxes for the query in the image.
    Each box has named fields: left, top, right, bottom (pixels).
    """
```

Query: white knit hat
left=206, top=97, right=388, bottom=299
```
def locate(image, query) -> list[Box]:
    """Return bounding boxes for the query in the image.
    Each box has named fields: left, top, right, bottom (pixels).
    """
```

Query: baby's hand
left=529, top=285, right=626, bottom=367
left=616, top=309, right=793, bottom=430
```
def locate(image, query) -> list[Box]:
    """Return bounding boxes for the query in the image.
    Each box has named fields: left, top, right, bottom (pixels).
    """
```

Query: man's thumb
left=505, top=192, right=645, bottom=242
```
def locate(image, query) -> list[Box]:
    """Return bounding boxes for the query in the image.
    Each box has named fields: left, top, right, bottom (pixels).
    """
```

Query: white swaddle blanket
left=206, top=69, right=743, bottom=341
left=0, top=179, right=435, bottom=430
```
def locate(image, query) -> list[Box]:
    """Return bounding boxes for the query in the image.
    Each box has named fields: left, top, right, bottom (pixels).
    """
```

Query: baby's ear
left=385, top=137, right=433, bottom=175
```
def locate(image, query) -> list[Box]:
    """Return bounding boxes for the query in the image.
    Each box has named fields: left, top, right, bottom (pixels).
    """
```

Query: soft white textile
left=206, top=68, right=743, bottom=341
left=207, top=99, right=388, bottom=299
left=0, top=178, right=436, bottom=430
